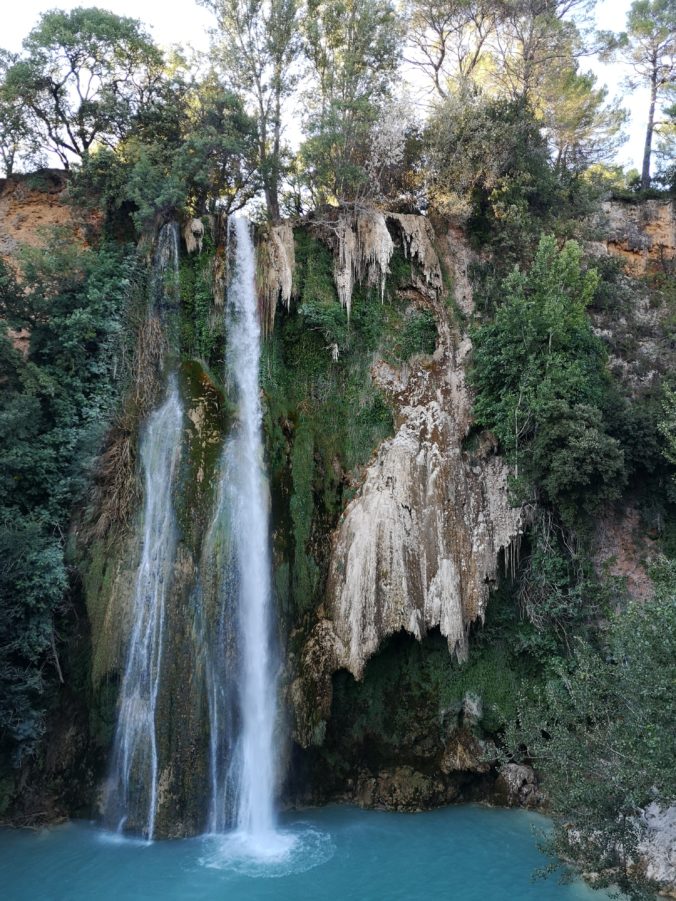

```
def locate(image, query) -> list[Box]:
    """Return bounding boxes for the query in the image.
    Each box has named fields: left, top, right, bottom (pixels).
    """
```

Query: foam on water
left=199, top=824, right=335, bottom=877
left=96, top=829, right=152, bottom=849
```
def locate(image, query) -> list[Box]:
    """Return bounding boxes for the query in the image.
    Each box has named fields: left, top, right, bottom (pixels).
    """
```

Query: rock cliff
left=291, top=218, right=523, bottom=747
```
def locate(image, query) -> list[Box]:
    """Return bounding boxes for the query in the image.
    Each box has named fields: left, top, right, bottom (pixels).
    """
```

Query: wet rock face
left=82, top=361, right=228, bottom=836
left=284, top=630, right=518, bottom=813
left=494, top=764, right=542, bottom=809
left=292, top=220, right=523, bottom=747
left=354, top=766, right=458, bottom=811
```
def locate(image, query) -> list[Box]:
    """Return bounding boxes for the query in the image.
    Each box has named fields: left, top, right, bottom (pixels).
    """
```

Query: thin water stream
left=105, top=379, right=183, bottom=839
left=104, top=222, right=183, bottom=840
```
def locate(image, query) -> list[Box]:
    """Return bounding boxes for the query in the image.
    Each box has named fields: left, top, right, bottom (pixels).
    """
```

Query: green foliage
left=330, top=629, right=524, bottom=749
left=0, top=50, right=45, bottom=177
left=659, top=383, right=676, bottom=474
left=3, top=8, right=163, bottom=168
left=128, top=71, right=260, bottom=226
left=71, top=70, right=260, bottom=231
left=506, top=570, right=676, bottom=898
left=516, top=514, right=601, bottom=654
left=602, top=0, right=676, bottom=187
left=178, top=235, right=223, bottom=365
left=397, top=308, right=437, bottom=359
left=542, top=65, right=627, bottom=173
left=427, top=94, right=562, bottom=257
left=299, top=0, right=403, bottom=203
left=471, top=235, right=625, bottom=523
left=0, top=235, right=138, bottom=766
left=200, top=0, right=300, bottom=219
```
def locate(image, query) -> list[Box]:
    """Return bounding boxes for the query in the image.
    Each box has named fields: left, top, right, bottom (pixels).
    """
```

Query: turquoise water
left=0, top=805, right=615, bottom=901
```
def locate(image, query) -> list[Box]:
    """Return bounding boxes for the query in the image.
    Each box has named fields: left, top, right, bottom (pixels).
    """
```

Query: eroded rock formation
left=291, top=218, right=524, bottom=747
left=594, top=198, right=675, bottom=275
left=256, top=221, right=295, bottom=334
left=333, top=209, right=394, bottom=315
left=183, top=217, right=205, bottom=254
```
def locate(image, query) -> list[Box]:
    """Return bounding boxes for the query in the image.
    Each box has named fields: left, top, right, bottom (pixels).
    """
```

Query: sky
left=4, top=0, right=648, bottom=172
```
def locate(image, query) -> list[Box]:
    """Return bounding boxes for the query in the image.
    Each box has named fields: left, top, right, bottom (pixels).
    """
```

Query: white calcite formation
left=183, top=218, right=205, bottom=254
left=256, top=222, right=295, bottom=334
left=292, top=218, right=524, bottom=746
left=324, top=346, right=521, bottom=679
left=639, top=803, right=676, bottom=894
left=387, top=212, right=443, bottom=295
left=334, top=209, right=394, bottom=315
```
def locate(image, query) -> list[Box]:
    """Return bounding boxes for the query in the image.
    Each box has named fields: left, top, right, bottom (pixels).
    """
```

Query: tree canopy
left=3, top=7, right=163, bottom=168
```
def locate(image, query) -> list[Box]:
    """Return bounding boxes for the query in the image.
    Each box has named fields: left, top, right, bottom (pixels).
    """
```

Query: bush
left=506, top=567, right=676, bottom=899
left=0, top=237, right=138, bottom=766
left=471, top=235, right=625, bottom=523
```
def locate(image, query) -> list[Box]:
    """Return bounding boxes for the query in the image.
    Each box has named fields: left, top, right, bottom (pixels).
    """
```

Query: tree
left=426, top=91, right=560, bottom=251
left=659, top=383, right=676, bottom=472
left=655, top=96, right=676, bottom=188
left=201, top=0, right=300, bottom=220
left=471, top=235, right=626, bottom=521
left=0, top=50, right=44, bottom=177
left=3, top=8, right=163, bottom=168
left=406, top=0, right=498, bottom=98
left=610, top=0, right=676, bottom=188
left=125, top=69, right=260, bottom=225
left=505, top=574, right=676, bottom=898
left=300, top=0, right=403, bottom=203
left=68, top=61, right=261, bottom=228
left=0, top=237, right=137, bottom=768
left=489, top=0, right=595, bottom=102
left=541, top=64, right=627, bottom=172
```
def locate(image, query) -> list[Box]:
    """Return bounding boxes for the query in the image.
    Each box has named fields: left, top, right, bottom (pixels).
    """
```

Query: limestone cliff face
left=256, top=221, right=295, bottom=334
left=595, top=198, right=675, bottom=275
left=588, top=198, right=675, bottom=602
left=290, top=217, right=524, bottom=747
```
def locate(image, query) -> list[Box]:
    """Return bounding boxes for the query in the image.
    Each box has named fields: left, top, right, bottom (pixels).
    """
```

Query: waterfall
left=152, top=222, right=181, bottom=313
left=106, top=380, right=183, bottom=839
left=207, top=216, right=280, bottom=852
left=105, top=222, right=183, bottom=840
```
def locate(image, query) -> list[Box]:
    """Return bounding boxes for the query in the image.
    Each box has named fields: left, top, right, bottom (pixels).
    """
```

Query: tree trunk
left=641, top=60, right=658, bottom=189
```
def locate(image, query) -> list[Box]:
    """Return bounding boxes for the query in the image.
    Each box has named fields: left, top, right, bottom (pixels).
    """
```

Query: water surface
left=0, top=805, right=616, bottom=901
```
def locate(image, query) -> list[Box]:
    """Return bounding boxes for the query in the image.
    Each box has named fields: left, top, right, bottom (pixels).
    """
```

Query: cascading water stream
left=106, top=381, right=183, bottom=840
left=206, top=215, right=283, bottom=856
left=105, top=223, right=183, bottom=841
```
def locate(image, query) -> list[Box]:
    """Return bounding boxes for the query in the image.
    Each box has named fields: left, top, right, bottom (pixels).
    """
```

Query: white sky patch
left=4, top=0, right=649, bottom=171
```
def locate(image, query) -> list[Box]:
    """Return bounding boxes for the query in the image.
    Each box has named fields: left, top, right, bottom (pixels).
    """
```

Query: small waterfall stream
left=207, top=216, right=282, bottom=854
left=105, top=223, right=183, bottom=840
left=106, top=380, right=183, bottom=839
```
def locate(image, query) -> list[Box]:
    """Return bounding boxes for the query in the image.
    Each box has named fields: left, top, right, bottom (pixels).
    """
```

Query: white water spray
left=208, top=216, right=281, bottom=855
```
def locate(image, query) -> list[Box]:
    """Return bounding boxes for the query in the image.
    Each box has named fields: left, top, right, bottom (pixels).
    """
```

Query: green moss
left=174, top=359, right=229, bottom=556
left=178, top=233, right=223, bottom=367
left=398, top=309, right=437, bottom=358
left=329, top=629, right=526, bottom=754
left=262, top=229, right=443, bottom=629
